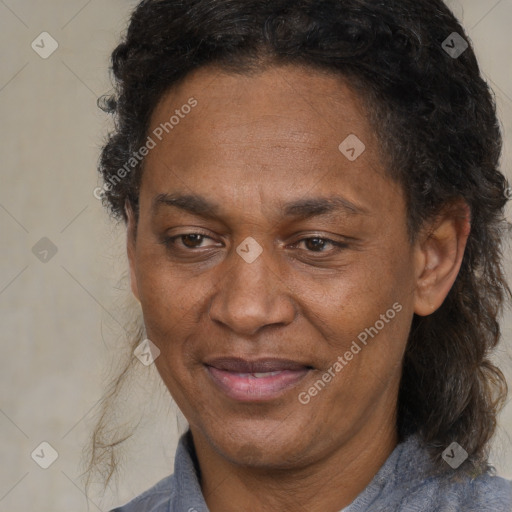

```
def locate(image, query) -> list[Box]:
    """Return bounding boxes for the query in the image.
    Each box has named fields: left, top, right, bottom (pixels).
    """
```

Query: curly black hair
left=91, top=0, right=511, bottom=485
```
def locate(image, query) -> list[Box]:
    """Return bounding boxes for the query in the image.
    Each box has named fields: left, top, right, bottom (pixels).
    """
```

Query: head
left=89, top=0, right=511, bottom=489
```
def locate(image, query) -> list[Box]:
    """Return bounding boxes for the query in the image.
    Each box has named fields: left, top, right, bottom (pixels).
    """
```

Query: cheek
left=135, top=255, right=197, bottom=319
left=305, top=256, right=414, bottom=370
left=134, top=256, right=218, bottom=372
left=135, top=267, right=185, bottom=362
left=297, top=257, right=407, bottom=326
left=334, top=253, right=414, bottom=374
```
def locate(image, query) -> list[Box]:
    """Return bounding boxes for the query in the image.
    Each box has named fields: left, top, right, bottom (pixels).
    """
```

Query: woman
left=88, top=0, right=512, bottom=510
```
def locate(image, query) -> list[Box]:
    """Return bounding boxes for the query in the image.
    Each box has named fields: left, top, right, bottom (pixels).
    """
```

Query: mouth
left=204, top=357, right=313, bottom=402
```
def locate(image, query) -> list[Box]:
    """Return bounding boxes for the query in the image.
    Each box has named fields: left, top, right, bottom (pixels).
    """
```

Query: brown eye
left=292, top=236, right=349, bottom=255
left=161, top=232, right=220, bottom=252
left=181, top=234, right=205, bottom=248
left=304, top=238, right=329, bottom=252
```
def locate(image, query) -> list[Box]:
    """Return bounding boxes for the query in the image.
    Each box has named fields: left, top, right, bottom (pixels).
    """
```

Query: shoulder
left=398, top=472, right=512, bottom=511
left=109, top=430, right=206, bottom=512
left=392, top=437, right=512, bottom=512
left=109, top=473, right=175, bottom=512
left=349, top=435, right=512, bottom=512
left=441, top=472, right=512, bottom=511
left=377, top=466, right=512, bottom=512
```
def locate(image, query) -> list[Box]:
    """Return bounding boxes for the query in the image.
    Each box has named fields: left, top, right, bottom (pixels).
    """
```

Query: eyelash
left=161, top=233, right=348, bottom=254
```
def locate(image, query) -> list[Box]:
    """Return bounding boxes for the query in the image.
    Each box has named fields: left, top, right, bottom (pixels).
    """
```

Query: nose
left=207, top=243, right=296, bottom=337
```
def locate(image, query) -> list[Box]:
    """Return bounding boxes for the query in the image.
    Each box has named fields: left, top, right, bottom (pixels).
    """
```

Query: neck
left=190, top=410, right=398, bottom=512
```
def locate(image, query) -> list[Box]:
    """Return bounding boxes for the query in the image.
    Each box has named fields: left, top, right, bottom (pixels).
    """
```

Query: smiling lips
left=205, top=357, right=312, bottom=401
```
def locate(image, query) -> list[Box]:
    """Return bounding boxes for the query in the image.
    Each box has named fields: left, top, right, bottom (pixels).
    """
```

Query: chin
left=199, top=416, right=315, bottom=469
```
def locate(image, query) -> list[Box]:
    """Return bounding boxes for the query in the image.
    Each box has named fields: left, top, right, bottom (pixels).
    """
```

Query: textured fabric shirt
left=110, top=431, right=512, bottom=511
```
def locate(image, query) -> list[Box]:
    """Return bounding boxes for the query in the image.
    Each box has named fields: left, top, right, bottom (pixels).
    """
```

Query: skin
left=126, top=64, right=470, bottom=512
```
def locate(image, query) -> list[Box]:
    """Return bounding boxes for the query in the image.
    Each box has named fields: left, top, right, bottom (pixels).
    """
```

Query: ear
left=413, top=200, right=471, bottom=316
left=125, top=200, right=140, bottom=302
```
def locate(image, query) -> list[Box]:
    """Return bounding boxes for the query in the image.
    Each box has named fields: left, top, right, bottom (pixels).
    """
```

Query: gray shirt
left=111, top=431, right=512, bottom=511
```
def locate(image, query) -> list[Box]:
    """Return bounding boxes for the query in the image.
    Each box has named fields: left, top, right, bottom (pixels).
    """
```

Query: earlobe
left=125, top=201, right=140, bottom=302
left=413, top=201, right=471, bottom=317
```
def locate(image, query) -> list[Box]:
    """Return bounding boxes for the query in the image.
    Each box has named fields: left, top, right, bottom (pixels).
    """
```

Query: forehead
left=140, top=64, right=399, bottom=217
left=149, top=64, right=373, bottom=154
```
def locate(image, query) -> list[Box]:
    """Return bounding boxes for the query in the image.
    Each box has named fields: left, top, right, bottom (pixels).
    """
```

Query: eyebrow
left=152, top=193, right=368, bottom=220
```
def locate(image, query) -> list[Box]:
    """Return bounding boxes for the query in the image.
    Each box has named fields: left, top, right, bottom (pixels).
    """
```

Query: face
left=127, top=64, right=445, bottom=469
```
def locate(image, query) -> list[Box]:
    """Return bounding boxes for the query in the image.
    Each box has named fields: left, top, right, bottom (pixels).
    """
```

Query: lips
left=204, top=357, right=313, bottom=401
left=205, top=357, right=311, bottom=373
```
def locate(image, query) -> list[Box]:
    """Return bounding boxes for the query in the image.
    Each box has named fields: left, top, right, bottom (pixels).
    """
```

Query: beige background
left=0, top=0, right=511, bottom=510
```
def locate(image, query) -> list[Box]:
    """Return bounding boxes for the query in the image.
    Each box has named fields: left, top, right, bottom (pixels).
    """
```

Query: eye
left=161, top=233, right=349, bottom=255
left=163, top=233, right=220, bottom=250
left=293, top=237, right=348, bottom=253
